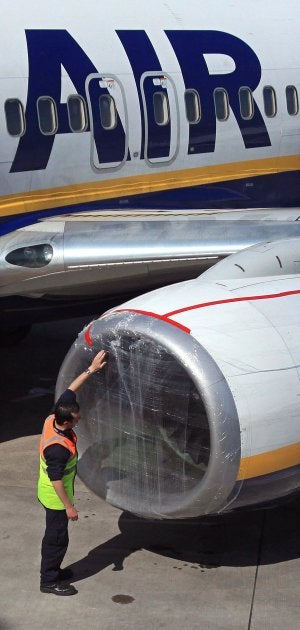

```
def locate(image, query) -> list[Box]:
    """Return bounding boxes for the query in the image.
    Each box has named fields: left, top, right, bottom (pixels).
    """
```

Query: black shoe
left=40, top=583, right=77, bottom=596
left=58, top=568, right=74, bottom=581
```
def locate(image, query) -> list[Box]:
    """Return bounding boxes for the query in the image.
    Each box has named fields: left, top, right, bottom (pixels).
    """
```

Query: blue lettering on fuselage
left=10, top=29, right=270, bottom=173
left=11, top=30, right=95, bottom=172
left=166, top=30, right=271, bottom=153
left=11, top=30, right=128, bottom=172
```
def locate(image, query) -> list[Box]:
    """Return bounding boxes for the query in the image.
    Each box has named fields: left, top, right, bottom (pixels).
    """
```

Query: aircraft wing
left=1, top=208, right=300, bottom=300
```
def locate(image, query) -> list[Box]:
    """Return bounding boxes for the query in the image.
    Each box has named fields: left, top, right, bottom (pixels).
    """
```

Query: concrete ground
left=1, top=318, right=300, bottom=630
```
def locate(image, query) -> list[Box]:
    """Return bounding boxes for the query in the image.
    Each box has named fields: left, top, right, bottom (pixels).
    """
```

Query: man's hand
left=66, top=506, right=78, bottom=521
left=89, top=350, right=107, bottom=373
left=68, top=349, right=107, bottom=392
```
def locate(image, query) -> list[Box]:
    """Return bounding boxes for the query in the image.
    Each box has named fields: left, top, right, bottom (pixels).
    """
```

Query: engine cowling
left=56, top=239, right=300, bottom=519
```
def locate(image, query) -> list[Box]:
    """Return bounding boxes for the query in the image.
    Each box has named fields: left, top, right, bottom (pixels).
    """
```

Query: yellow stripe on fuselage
left=1, top=154, right=300, bottom=218
left=238, top=441, right=300, bottom=480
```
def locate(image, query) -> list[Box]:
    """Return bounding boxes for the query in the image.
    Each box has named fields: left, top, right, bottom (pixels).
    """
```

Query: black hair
left=54, top=401, right=80, bottom=425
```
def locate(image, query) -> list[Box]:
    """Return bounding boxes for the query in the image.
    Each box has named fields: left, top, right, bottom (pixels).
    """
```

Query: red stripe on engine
left=115, top=308, right=191, bottom=334
left=164, top=289, right=300, bottom=317
left=84, top=323, right=93, bottom=346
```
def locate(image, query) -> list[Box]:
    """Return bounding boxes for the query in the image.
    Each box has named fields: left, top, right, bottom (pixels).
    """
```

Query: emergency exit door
left=86, top=73, right=128, bottom=171
left=141, top=72, right=179, bottom=165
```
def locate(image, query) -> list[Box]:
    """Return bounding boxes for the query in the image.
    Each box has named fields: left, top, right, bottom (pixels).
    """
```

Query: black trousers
left=40, top=507, right=69, bottom=585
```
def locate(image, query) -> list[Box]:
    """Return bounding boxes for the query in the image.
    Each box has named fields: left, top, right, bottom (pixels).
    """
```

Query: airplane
left=1, top=0, right=300, bottom=345
left=1, top=1, right=300, bottom=516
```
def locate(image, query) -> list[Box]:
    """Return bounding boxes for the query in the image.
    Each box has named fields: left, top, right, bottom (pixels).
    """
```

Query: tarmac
left=1, top=317, right=300, bottom=630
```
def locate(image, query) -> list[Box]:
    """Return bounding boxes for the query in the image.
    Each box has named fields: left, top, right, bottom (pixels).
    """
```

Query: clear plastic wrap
left=56, top=305, right=242, bottom=519
left=56, top=313, right=216, bottom=519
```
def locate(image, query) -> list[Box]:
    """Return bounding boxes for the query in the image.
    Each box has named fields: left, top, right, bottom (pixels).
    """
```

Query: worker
left=38, top=349, right=107, bottom=596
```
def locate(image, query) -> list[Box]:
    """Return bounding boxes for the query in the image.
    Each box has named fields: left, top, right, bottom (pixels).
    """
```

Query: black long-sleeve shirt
left=44, top=443, right=71, bottom=481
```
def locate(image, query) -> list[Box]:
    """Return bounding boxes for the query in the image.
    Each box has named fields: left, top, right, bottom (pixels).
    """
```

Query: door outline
left=85, top=72, right=129, bottom=173
left=140, top=71, right=180, bottom=167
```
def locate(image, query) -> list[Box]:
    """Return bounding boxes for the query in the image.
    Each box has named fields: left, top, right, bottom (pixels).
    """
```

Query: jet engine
left=56, top=238, right=300, bottom=519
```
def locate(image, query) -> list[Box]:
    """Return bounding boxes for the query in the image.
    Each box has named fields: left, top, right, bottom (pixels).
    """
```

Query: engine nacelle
left=56, top=239, right=300, bottom=519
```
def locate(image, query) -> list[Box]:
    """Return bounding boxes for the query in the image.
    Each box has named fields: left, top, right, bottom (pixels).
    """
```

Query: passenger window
left=67, top=95, right=87, bottom=132
left=153, top=92, right=170, bottom=125
left=37, top=97, right=58, bottom=134
left=4, top=99, right=25, bottom=137
left=286, top=85, right=299, bottom=116
left=214, top=88, right=229, bottom=121
left=184, top=90, right=201, bottom=124
left=263, top=86, right=277, bottom=117
left=99, top=94, right=117, bottom=130
left=239, top=87, right=254, bottom=120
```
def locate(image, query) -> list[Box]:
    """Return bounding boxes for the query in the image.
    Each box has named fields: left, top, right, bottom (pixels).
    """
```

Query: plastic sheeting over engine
left=56, top=311, right=241, bottom=519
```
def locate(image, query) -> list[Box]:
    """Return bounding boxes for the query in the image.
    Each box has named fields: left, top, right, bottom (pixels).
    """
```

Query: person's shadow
left=66, top=492, right=300, bottom=582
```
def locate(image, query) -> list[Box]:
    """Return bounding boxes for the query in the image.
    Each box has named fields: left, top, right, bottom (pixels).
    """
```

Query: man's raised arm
left=68, top=350, right=107, bottom=393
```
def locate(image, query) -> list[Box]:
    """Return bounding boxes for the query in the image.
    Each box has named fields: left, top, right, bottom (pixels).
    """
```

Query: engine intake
left=57, top=311, right=240, bottom=519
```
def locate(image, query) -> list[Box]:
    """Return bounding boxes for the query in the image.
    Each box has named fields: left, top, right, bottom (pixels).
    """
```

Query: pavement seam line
left=247, top=510, right=266, bottom=630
